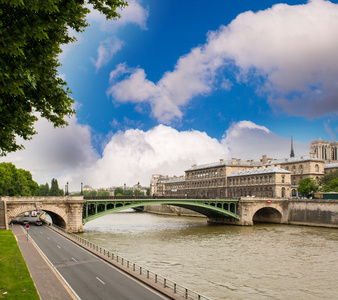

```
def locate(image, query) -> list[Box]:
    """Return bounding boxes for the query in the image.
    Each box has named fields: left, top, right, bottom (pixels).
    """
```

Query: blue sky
left=3, top=0, right=338, bottom=190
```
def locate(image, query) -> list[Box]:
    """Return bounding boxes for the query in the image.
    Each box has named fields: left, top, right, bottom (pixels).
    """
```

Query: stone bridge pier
left=2, top=196, right=85, bottom=232
left=209, top=198, right=289, bottom=225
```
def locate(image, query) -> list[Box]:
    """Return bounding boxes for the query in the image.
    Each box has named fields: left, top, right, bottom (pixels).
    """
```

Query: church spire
left=290, top=135, right=295, bottom=158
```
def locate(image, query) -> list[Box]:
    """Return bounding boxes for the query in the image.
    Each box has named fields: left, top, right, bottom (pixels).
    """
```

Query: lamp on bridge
left=81, top=182, right=83, bottom=196
left=65, top=182, right=69, bottom=196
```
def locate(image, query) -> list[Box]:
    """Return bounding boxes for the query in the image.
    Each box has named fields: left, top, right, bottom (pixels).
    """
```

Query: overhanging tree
left=0, top=0, right=127, bottom=156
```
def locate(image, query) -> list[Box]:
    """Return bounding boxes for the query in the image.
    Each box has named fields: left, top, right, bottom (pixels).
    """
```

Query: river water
left=79, top=210, right=338, bottom=300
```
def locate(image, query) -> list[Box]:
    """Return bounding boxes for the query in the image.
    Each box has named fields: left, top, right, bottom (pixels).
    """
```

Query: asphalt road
left=27, top=225, right=169, bottom=300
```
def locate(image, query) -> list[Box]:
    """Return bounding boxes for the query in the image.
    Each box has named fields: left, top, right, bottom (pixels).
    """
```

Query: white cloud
left=1, top=119, right=310, bottom=191
left=87, top=125, right=227, bottom=187
left=109, top=0, right=338, bottom=122
left=93, top=37, right=125, bottom=71
left=1, top=115, right=99, bottom=190
left=60, top=0, right=148, bottom=66
left=87, top=0, right=148, bottom=32
left=222, top=121, right=309, bottom=160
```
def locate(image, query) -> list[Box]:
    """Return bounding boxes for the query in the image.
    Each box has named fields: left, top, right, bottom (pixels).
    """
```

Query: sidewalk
left=11, top=225, right=76, bottom=300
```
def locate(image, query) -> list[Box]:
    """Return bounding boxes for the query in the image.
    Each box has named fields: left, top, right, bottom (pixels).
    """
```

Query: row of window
left=187, top=169, right=224, bottom=179
left=228, top=176, right=275, bottom=185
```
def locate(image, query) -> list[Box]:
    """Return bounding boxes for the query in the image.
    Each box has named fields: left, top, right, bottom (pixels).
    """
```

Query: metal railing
left=50, top=224, right=211, bottom=300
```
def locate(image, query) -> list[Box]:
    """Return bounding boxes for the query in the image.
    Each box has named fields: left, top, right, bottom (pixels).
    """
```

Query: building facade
left=150, top=138, right=333, bottom=199
left=227, top=167, right=291, bottom=198
left=264, top=156, right=324, bottom=197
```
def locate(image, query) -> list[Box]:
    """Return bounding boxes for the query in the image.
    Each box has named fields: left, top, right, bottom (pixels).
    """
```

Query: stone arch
left=252, top=207, right=283, bottom=224
left=8, top=203, right=67, bottom=228
left=41, top=209, right=67, bottom=228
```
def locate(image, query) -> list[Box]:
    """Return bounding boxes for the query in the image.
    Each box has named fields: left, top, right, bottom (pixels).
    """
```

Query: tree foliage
left=38, top=183, right=50, bottom=196
left=0, top=162, right=39, bottom=196
left=134, top=189, right=143, bottom=196
left=114, top=187, right=124, bottom=196
left=49, top=178, right=64, bottom=196
left=37, top=178, right=64, bottom=196
left=297, top=177, right=319, bottom=197
left=124, top=189, right=134, bottom=196
left=319, top=170, right=338, bottom=192
left=0, top=0, right=127, bottom=156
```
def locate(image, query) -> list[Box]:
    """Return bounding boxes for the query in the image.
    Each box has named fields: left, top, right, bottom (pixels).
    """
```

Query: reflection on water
left=79, top=210, right=338, bottom=300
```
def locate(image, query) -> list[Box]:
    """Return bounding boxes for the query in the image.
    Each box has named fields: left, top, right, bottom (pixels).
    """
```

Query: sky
left=2, top=0, right=338, bottom=191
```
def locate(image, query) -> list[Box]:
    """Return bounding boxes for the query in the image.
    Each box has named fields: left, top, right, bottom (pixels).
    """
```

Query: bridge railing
left=50, top=223, right=210, bottom=300
left=84, top=195, right=240, bottom=200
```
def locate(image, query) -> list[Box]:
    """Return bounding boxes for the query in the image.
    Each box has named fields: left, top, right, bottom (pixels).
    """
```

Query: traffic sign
left=25, top=224, right=30, bottom=229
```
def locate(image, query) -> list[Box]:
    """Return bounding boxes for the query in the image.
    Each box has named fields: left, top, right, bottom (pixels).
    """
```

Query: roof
left=228, top=167, right=291, bottom=177
left=185, top=159, right=261, bottom=172
left=264, top=155, right=323, bottom=165
left=166, top=178, right=186, bottom=184
left=325, top=162, right=338, bottom=168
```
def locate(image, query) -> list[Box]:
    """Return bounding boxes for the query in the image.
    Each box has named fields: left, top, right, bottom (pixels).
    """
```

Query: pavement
left=11, top=224, right=77, bottom=300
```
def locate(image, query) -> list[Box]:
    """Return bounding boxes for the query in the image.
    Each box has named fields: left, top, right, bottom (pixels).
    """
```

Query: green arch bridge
left=82, top=197, right=240, bottom=224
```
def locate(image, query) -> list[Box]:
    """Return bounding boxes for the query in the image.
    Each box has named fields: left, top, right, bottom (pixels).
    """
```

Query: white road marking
left=57, top=245, right=61, bottom=249
left=96, top=277, right=105, bottom=285
left=72, top=257, right=77, bottom=262
left=47, top=237, right=50, bottom=240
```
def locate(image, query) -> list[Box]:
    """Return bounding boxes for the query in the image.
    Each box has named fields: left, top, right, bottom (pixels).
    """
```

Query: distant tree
left=134, top=189, right=143, bottom=196
left=114, top=187, right=124, bottom=196
left=321, top=178, right=338, bottom=192
left=320, top=170, right=338, bottom=186
left=0, top=162, right=38, bottom=196
left=146, top=188, right=150, bottom=196
left=116, top=193, right=123, bottom=197
left=319, top=170, right=338, bottom=192
left=124, top=189, right=134, bottom=196
left=49, top=178, right=64, bottom=196
left=38, top=183, right=50, bottom=196
left=98, top=190, right=109, bottom=196
left=88, top=190, right=97, bottom=197
left=297, top=177, right=319, bottom=197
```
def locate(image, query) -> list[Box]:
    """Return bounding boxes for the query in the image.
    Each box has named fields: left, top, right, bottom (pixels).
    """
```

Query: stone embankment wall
left=144, top=204, right=204, bottom=218
left=288, top=199, right=338, bottom=228
left=144, top=199, right=338, bottom=228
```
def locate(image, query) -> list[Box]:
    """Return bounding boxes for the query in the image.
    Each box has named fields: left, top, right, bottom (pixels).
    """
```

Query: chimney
left=261, top=155, right=268, bottom=164
left=232, top=158, right=237, bottom=165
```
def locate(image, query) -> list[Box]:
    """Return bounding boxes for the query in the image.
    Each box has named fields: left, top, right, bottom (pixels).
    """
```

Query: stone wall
left=288, top=199, right=338, bottom=228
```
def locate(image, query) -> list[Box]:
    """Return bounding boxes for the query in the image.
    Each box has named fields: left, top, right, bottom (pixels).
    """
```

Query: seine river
left=79, top=210, right=338, bottom=300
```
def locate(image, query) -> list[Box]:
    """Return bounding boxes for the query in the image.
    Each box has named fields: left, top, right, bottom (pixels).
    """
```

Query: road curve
left=27, top=225, right=169, bottom=300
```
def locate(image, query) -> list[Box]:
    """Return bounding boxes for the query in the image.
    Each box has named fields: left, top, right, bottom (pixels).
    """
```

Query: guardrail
left=50, top=224, right=211, bottom=300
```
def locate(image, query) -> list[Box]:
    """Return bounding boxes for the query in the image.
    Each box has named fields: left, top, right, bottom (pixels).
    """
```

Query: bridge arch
left=252, top=207, right=283, bottom=224
left=8, top=203, right=67, bottom=228
left=82, top=199, right=240, bottom=224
